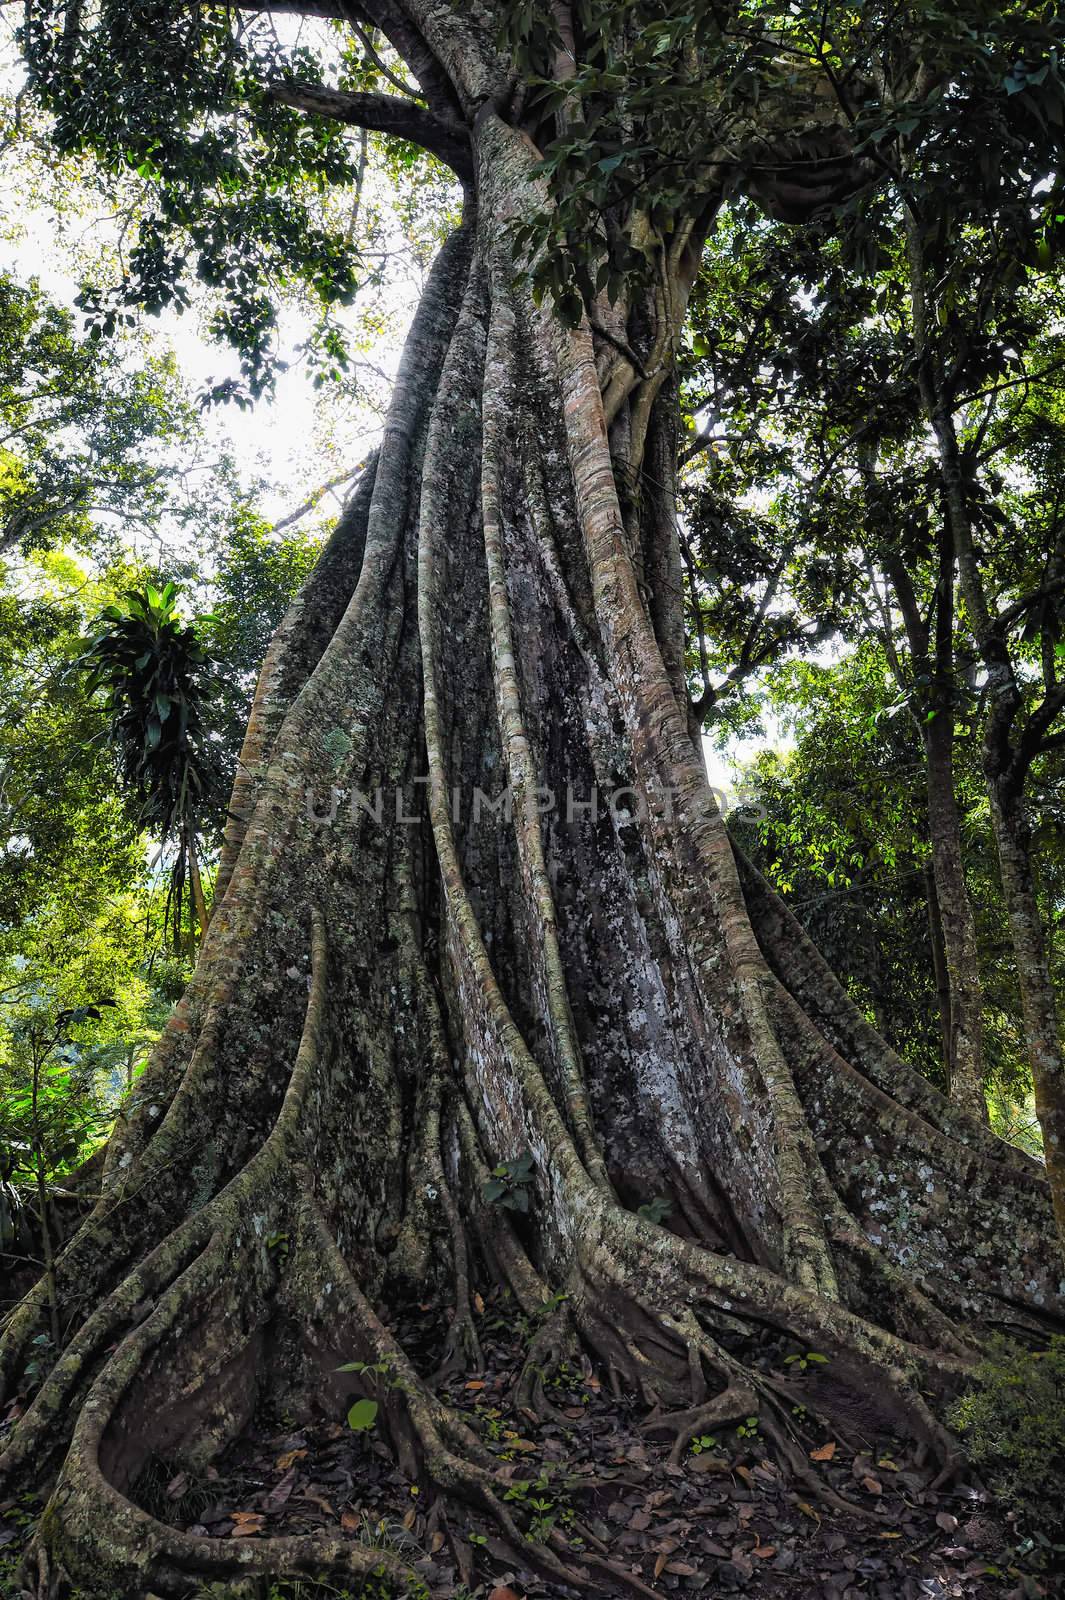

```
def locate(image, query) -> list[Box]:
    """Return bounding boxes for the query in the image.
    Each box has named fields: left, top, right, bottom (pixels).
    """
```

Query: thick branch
left=264, top=79, right=472, bottom=180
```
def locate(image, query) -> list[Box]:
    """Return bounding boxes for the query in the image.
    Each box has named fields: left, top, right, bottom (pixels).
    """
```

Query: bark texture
left=1, top=9, right=1063, bottom=1595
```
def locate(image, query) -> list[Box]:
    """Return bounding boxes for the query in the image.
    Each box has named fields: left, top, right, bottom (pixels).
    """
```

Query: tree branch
left=263, top=79, right=472, bottom=180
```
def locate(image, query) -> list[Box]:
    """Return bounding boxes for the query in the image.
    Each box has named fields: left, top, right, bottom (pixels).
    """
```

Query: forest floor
left=0, top=1289, right=1054, bottom=1600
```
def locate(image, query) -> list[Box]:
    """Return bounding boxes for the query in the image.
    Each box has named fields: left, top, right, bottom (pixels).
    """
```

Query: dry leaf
left=473, top=1292, right=485, bottom=1315
left=229, top=1512, right=265, bottom=1539
left=735, top=1465, right=754, bottom=1485
left=165, top=1473, right=188, bottom=1500
left=264, top=1466, right=297, bottom=1512
left=464, top=1379, right=486, bottom=1391
left=653, top=1553, right=668, bottom=1580
left=402, top=1508, right=417, bottom=1530
left=809, top=1441, right=837, bottom=1461
left=936, top=1512, right=959, bottom=1534
left=753, top=1545, right=777, bottom=1559
left=665, top=1562, right=697, bottom=1575
left=276, top=1449, right=307, bottom=1470
left=880, top=1531, right=903, bottom=1540
left=430, top=1530, right=446, bottom=1553
left=861, top=1475, right=883, bottom=1496
left=488, top=1588, right=522, bottom=1600
left=341, top=1510, right=361, bottom=1533
left=299, top=1490, right=336, bottom=1517
left=796, top=1500, right=821, bottom=1525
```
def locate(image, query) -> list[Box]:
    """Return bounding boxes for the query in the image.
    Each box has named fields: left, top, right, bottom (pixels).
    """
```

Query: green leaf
left=346, top=1398, right=379, bottom=1432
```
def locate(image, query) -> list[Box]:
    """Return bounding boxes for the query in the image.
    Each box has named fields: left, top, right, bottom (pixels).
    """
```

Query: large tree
left=1, top=3, right=1063, bottom=1594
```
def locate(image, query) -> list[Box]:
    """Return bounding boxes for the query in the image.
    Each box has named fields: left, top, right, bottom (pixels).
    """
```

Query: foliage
left=483, top=1148, right=536, bottom=1212
left=198, top=505, right=320, bottom=792
left=19, top=1, right=370, bottom=402
left=504, top=1, right=1065, bottom=319
left=948, top=1337, right=1065, bottom=1562
left=0, top=269, right=209, bottom=560
left=80, top=582, right=224, bottom=942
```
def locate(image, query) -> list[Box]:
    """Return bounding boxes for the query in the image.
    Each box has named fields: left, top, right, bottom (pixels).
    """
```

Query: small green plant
left=948, top=1336, right=1065, bottom=1565
left=735, top=1415, right=760, bottom=1440
left=503, top=1467, right=580, bottom=1545
left=636, top=1195, right=672, bottom=1225
left=483, top=1148, right=535, bottom=1212
left=336, top=1354, right=408, bottom=1433
left=345, top=1397, right=379, bottom=1433
left=689, top=1433, right=717, bottom=1455
left=784, top=1350, right=829, bottom=1374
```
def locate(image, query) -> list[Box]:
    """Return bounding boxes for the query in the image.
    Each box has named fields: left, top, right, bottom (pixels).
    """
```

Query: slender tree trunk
left=0, top=24, right=1060, bottom=1594
left=922, top=710, right=987, bottom=1121
left=186, top=828, right=210, bottom=943
left=924, top=861, right=953, bottom=1076
left=879, top=525, right=986, bottom=1117
left=906, top=209, right=1064, bottom=1207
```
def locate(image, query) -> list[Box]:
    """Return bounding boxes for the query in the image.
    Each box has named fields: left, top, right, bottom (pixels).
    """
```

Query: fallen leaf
left=653, top=1553, right=668, bottom=1580
left=276, top=1449, right=307, bottom=1470
left=753, top=1545, right=777, bottom=1559
left=880, top=1531, right=903, bottom=1540
left=264, top=1467, right=298, bottom=1513
left=862, top=1475, right=884, bottom=1496
left=465, top=1380, right=486, bottom=1391
left=810, top=1441, right=837, bottom=1461
left=734, top=1465, right=754, bottom=1485
left=341, top=1510, right=360, bottom=1533
left=936, top=1511, right=959, bottom=1534
left=796, top=1500, right=821, bottom=1525
left=165, top=1473, right=188, bottom=1500
left=473, top=1292, right=485, bottom=1315
left=488, top=1588, right=522, bottom=1600
left=402, top=1508, right=416, bottom=1531
left=665, top=1561, right=697, bottom=1575
left=299, top=1490, right=336, bottom=1517
left=229, top=1512, right=264, bottom=1538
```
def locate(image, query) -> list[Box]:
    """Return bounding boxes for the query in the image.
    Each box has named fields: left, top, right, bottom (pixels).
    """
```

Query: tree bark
left=0, top=14, right=1061, bottom=1595
left=878, top=532, right=987, bottom=1119
left=922, top=707, right=987, bottom=1121
left=986, top=777, right=1065, bottom=1241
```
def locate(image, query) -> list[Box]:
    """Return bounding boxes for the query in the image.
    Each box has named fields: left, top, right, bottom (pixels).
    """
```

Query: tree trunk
left=924, top=862, right=953, bottom=1078
left=0, top=37, right=1060, bottom=1597
left=985, top=775, right=1065, bottom=1242
left=922, top=711, right=987, bottom=1122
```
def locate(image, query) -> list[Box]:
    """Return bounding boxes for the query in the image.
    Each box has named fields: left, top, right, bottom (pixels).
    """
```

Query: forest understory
left=0, top=1282, right=1043, bottom=1600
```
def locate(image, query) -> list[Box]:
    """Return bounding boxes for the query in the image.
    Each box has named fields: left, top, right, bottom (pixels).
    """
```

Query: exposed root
left=641, top=1382, right=759, bottom=1465
left=513, top=1293, right=581, bottom=1423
